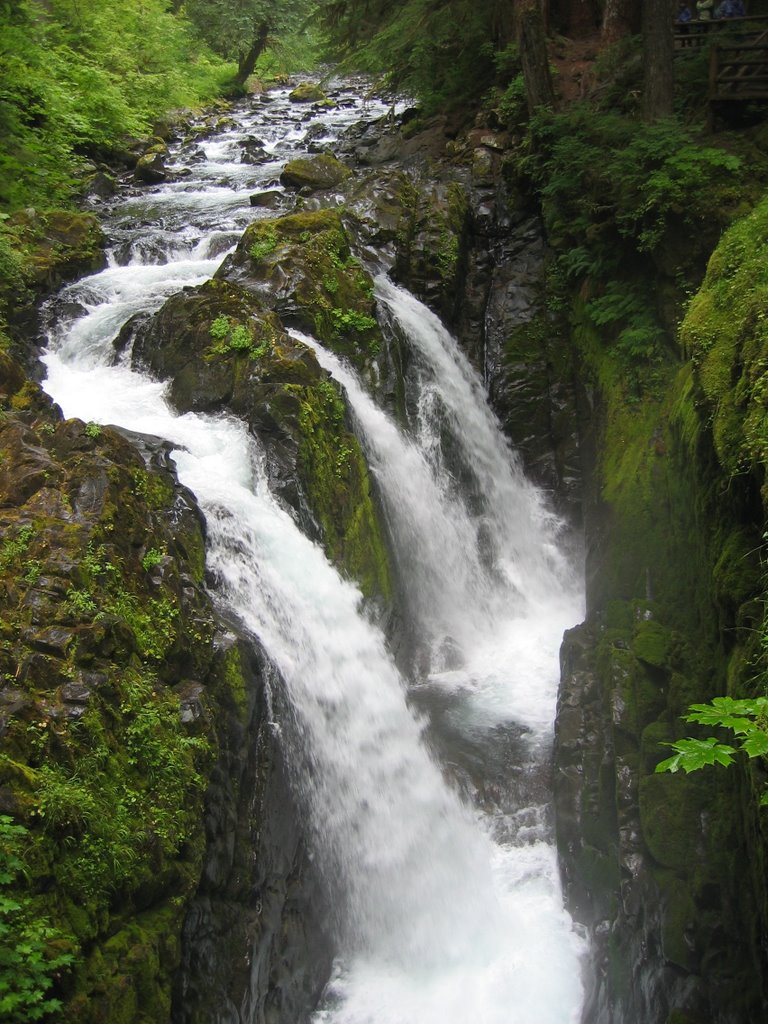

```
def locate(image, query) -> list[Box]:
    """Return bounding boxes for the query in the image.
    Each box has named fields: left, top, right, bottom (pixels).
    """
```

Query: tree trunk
left=517, top=3, right=557, bottom=110
left=642, top=0, right=675, bottom=121
left=601, top=0, right=640, bottom=43
left=236, top=22, right=270, bottom=86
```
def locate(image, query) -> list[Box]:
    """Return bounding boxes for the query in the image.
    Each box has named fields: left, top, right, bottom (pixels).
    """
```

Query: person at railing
left=715, top=0, right=746, bottom=16
left=696, top=0, right=715, bottom=19
left=676, top=2, right=694, bottom=44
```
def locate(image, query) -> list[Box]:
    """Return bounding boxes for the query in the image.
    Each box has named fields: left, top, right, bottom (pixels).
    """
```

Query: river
left=40, top=75, right=587, bottom=1024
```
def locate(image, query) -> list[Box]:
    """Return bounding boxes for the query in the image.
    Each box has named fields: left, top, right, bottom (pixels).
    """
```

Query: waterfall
left=40, top=78, right=586, bottom=1024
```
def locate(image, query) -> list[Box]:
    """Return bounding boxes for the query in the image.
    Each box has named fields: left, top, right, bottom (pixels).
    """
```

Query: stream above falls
left=40, top=75, right=588, bottom=1024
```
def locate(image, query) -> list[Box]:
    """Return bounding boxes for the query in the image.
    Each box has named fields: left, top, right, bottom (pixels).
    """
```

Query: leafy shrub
left=657, top=696, right=768, bottom=801
left=523, top=110, right=742, bottom=268
left=0, top=0, right=233, bottom=210
left=0, top=816, right=75, bottom=1023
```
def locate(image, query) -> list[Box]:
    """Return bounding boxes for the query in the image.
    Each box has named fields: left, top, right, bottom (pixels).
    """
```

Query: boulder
left=134, top=149, right=167, bottom=184
left=289, top=82, right=327, bottom=103
left=279, top=155, right=351, bottom=192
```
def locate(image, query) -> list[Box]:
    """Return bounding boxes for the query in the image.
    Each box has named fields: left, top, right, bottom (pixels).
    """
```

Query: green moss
left=217, top=641, right=249, bottom=718
left=290, top=380, right=392, bottom=603
left=0, top=387, right=230, bottom=1020
left=639, top=772, right=708, bottom=871
left=632, top=619, right=673, bottom=669
left=641, top=719, right=674, bottom=773
left=239, top=210, right=383, bottom=372
left=131, top=468, right=174, bottom=512
left=655, top=871, right=698, bottom=971
left=681, top=193, right=768, bottom=476
left=288, top=82, right=327, bottom=103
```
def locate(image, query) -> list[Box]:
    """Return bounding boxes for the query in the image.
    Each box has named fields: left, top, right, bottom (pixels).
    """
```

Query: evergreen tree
left=184, top=0, right=314, bottom=84
left=319, top=0, right=511, bottom=112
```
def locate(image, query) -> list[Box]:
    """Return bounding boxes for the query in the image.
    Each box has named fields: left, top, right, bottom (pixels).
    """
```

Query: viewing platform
left=674, top=15, right=768, bottom=118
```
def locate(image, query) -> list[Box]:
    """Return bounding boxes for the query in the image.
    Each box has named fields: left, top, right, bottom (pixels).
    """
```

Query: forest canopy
left=0, top=0, right=232, bottom=208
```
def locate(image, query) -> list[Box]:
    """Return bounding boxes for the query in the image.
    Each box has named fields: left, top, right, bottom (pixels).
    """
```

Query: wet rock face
left=0, top=356, right=214, bottom=1020
left=173, top=645, right=332, bottom=1024
left=555, top=620, right=766, bottom=1024
left=0, top=350, right=330, bottom=1023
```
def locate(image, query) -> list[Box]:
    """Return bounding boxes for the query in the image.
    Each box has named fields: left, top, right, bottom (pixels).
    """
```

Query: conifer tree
left=185, top=0, right=313, bottom=84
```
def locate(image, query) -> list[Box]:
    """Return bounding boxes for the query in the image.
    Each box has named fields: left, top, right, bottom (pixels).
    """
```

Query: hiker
left=696, top=0, right=714, bottom=19
left=676, top=2, right=693, bottom=45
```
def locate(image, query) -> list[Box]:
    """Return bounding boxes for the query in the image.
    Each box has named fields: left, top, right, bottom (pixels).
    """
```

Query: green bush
left=0, top=0, right=233, bottom=210
left=0, top=816, right=75, bottom=1023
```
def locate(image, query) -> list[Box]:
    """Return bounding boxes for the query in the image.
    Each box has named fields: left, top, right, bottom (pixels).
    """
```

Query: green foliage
left=657, top=697, right=768, bottom=796
left=0, top=525, right=35, bottom=571
left=141, top=547, right=165, bottom=571
left=523, top=110, right=742, bottom=267
left=185, top=0, right=312, bottom=67
left=329, top=308, right=378, bottom=333
left=209, top=315, right=271, bottom=358
left=585, top=281, right=664, bottom=364
left=0, top=0, right=232, bottom=211
left=0, top=816, right=75, bottom=1023
left=249, top=225, right=279, bottom=261
left=30, top=670, right=210, bottom=901
left=321, top=0, right=511, bottom=113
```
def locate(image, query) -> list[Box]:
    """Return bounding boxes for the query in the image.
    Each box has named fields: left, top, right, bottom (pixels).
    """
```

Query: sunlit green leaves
left=656, top=737, right=738, bottom=774
left=656, top=695, right=768, bottom=778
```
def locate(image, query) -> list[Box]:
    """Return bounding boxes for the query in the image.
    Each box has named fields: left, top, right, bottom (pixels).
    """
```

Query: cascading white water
left=40, top=77, right=586, bottom=1024
left=290, top=328, right=495, bottom=650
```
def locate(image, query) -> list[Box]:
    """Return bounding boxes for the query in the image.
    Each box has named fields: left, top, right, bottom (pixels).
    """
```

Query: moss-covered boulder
left=288, top=82, right=327, bottom=104
left=0, top=355, right=238, bottom=1021
left=279, top=154, right=351, bottom=191
left=130, top=275, right=392, bottom=604
left=218, top=208, right=383, bottom=375
left=5, top=209, right=106, bottom=293
left=135, top=149, right=168, bottom=184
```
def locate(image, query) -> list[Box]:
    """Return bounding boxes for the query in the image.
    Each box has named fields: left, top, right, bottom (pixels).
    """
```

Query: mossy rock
left=291, top=378, right=392, bottom=603
left=219, top=208, right=383, bottom=375
left=279, top=154, right=352, bottom=191
left=640, top=719, right=674, bottom=773
left=135, top=151, right=167, bottom=184
left=0, top=352, right=251, bottom=1021
left=130, top=277, right=317, bottom=415
left=129, top=276, right=392, bottom=603
left=392, top=178, right=470, bottom=323
left=288, top=82, right=327, bottom=103
left=6, top=208, right=106, bottom=292
left=597, top=640, right=665, bottom=740
left=639, top=772, right=706, bottom=871
left=680, top=193, right=768, bottom=477
left=655, top=872, right=699, bottom=972
left=632, top=619, right=673, bottom=669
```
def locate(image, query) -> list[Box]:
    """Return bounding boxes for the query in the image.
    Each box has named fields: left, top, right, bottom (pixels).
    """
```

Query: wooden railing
left=709, top=30, right=768, bottom=100
left=674, top=14, right=768, bottom=50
